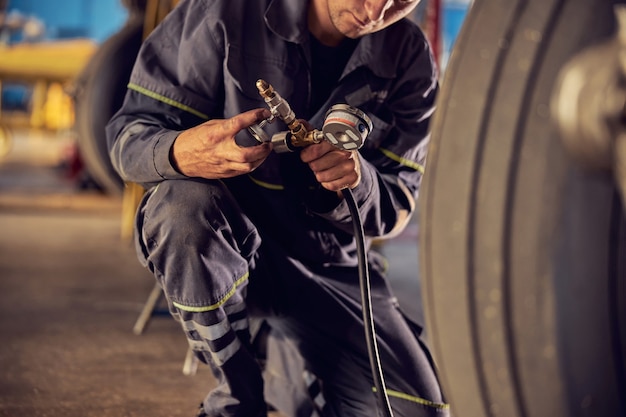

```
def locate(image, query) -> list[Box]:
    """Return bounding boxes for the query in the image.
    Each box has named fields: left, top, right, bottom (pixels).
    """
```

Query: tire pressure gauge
left=322, top=104, right=372, bottom=151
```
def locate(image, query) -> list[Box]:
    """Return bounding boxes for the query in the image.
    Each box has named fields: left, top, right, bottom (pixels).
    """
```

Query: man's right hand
left=170, top=108, right=272, bottom=179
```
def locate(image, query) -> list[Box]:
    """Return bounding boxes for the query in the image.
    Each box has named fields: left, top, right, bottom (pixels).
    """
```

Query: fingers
left=172, top=110, right=272, bottom=179
left=318, top=155, right=361, bottom=191
left=231, top=142, right=272, bottom=163
left=299, top=140, right=334, bottom=163
left=227, top=108, right=271, bottom=135
left=222, top=109, right=273, bottom=160
left=300, top=142, right=362, bottom=191
left=216, top=158, right=269, bottom=178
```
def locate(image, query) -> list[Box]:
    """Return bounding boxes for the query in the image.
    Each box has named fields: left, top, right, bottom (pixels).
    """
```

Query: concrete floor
left=0, top=127, right=423, bottom=417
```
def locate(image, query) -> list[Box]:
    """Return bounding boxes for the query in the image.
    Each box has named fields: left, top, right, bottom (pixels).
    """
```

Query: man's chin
left=343, top=27, right=371, bottom=39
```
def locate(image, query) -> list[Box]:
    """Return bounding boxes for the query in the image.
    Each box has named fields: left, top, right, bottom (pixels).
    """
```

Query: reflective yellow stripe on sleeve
left=379, top=147, right=425, bottom=174
left=127, top=82, right=210, bottom=120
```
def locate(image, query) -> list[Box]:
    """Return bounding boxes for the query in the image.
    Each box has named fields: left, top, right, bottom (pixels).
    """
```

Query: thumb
left=227, top=108, right=271, bottom=134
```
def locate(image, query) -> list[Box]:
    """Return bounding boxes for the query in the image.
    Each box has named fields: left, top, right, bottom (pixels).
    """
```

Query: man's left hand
left=300, top=140, right=361, bottom=193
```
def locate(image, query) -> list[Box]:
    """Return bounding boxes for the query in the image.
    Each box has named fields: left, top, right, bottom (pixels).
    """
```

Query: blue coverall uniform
left=106, top=0, right=449, bottom=416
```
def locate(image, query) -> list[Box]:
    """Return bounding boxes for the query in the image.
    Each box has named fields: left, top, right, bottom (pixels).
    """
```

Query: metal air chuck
left=248, top=79, right=372, bottom=153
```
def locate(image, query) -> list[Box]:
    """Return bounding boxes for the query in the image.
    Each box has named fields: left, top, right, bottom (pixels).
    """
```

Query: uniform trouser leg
left=253, top=239, right=450, bottom=417
left=135, top=179, right=267, bottom=417
left=134, top=178, right=449, bottom=417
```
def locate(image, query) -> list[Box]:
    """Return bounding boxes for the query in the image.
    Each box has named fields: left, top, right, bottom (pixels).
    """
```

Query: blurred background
left=0, top=0, right=131, bottom=194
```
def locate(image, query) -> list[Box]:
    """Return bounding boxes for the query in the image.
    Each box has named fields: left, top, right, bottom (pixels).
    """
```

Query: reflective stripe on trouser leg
left=135, top=179, right=267, bottom=416
left=304, top=370, right=327, bottom=417
left=172, top=300, right=249, bottom=366
left=169, top=294, right=267, bottom=417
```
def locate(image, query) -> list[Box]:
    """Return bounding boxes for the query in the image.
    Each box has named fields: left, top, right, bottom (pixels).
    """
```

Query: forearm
left=106, top=113, right=186, bottom=187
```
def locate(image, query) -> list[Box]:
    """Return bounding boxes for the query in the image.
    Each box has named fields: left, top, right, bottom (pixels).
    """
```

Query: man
left=106, top=0, right=448, bottom=416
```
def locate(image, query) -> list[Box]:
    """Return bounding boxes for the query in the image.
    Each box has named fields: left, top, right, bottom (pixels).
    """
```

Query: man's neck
left=308, top=0, right=344, bottom=46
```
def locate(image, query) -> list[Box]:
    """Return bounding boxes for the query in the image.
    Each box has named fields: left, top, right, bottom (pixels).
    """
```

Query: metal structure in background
left=0, top=1, right=97, bottom=160
left=73, top=0, right=178, bottom=198
left=73, top=16, right=143, bottom=196
left=552, top=5, right=626, bottom=212
left=72, top=0, right=178, bottom=241
left=419, top=0, right=626, bottom=416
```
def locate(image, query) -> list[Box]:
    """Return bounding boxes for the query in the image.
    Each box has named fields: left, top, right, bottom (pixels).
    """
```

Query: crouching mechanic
left=106, top=0, right=449, bottom=416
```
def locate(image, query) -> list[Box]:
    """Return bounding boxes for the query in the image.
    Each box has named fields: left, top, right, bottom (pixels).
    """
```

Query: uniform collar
left=264, top=0, right=310, bottom=44
left=346, top=33, right=397, bottom=79
left=265, top=0, right=398, bottom=79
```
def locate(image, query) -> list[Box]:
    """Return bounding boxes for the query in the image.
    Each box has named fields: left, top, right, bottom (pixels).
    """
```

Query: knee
left=140, top=179, right=259, bottom=253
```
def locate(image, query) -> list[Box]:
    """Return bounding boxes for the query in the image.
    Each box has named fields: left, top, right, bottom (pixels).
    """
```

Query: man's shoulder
left=366, top=18, right=430, bottom=58
left=357, top=18, right=435, bottom=79
left=178, top=0, right=270, bottom=22
left=174, top=0, right=273, bottom=41
left=383, top=18, right=428, bottom=44
left=190, top=0, right=262, bottom=17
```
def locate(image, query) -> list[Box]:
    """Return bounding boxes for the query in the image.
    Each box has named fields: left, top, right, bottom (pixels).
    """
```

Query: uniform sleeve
left=105, top=0, right=225, bottom=188
left=308, top=31, right=438, bottom=240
